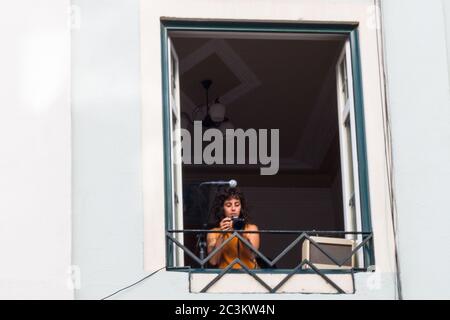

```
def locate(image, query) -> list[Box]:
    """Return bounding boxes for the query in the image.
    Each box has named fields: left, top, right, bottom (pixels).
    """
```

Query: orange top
left=210, top=226, right=259, bottom=269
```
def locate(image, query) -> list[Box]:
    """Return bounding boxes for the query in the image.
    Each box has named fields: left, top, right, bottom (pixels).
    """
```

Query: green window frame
left=160, top=19, right=374, bottom=269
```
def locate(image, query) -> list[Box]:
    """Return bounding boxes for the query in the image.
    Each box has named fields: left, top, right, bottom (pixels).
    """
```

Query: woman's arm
left=207, top=231, right=224, bottom=266
left=242, top=224, right=260, bottom=252
left=207, top=218, right=232, bottom=266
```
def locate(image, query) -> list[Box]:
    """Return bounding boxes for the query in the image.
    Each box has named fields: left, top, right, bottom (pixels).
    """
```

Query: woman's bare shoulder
left=245, top=224, right=259, bottom=231
left=207, top=227, right=221, bottom=238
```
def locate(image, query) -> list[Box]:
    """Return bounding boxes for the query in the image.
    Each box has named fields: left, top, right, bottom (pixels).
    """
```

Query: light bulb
left=209, top=102, right=226, bottom=122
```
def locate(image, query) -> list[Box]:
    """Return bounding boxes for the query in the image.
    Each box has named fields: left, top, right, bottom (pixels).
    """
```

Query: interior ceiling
left=172, top=36, right=345, bottom=176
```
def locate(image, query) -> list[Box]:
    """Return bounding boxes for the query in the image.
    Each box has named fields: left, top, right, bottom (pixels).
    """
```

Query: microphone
left=199, top=179, right=238, bottom=188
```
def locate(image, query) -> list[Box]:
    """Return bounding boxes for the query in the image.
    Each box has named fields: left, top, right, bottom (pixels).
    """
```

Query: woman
left=206, top=187, right=260, bottom=269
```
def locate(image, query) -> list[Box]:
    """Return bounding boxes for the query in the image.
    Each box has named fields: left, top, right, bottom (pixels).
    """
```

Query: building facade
left=1, top=0, right=449, bottom=299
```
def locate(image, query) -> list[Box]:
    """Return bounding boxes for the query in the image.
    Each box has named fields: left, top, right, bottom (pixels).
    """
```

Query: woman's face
left=223, top=197, right=241, bottom=218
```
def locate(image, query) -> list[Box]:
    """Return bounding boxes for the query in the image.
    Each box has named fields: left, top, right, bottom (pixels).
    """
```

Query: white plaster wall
left=71, top=0, right=397, bottom=299
left=0, top=0, right=72, bottom=299
left=382, top=0, right=450, bottom=299
left=71, top=0, right=145, bottom=299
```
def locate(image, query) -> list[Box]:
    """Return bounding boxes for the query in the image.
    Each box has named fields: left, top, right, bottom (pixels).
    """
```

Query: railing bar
left=306, top=235, right=342, bottom=266
left=200, top=259, right=272, bottom=293
left=167, top=229, right=373, bottom=293
left=304, top=260, right=346, bottom=294
left=238, top=261, right=273, bottom=292
left=339, top=234, right=373, bottom=267
left=166, top=233, right=203, bottom=266
left=234, top=233, right=273, bottom=267
left=271, top=262, right=305, bottom=293
left=202, top=232, right=237, bottom=265
left=168, top=229, right=371, bottom=235
left=271, top=233, right=306, bottom=266
left=200, top=259, right=237, bottom=293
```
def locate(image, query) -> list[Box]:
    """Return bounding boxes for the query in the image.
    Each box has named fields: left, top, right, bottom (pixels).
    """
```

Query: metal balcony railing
left=166, top=229, right=374, bottom=293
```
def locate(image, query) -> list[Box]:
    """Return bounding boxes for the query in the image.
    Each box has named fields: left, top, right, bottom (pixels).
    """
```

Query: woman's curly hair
left=208, top=187, right=251, bottom=228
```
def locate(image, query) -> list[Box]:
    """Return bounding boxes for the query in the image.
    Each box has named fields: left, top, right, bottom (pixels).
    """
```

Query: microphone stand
left=197, top=184, right=214, bottom=268
left=196, top=231, right=207, bottom=266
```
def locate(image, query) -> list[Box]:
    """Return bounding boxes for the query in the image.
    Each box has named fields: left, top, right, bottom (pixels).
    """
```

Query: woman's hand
left=219, top=217, right=233, bottom=231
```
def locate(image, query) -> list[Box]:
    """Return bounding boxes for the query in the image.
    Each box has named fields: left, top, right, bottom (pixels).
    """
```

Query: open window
left=335, top=40, right=364, bottom=267
left=162, top=22, right=374, bottom=283
left=167, top=38, right=185, bottom=266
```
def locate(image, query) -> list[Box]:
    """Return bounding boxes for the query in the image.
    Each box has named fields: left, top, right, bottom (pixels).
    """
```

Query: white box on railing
left=302, top=236, right=355, bottom=270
